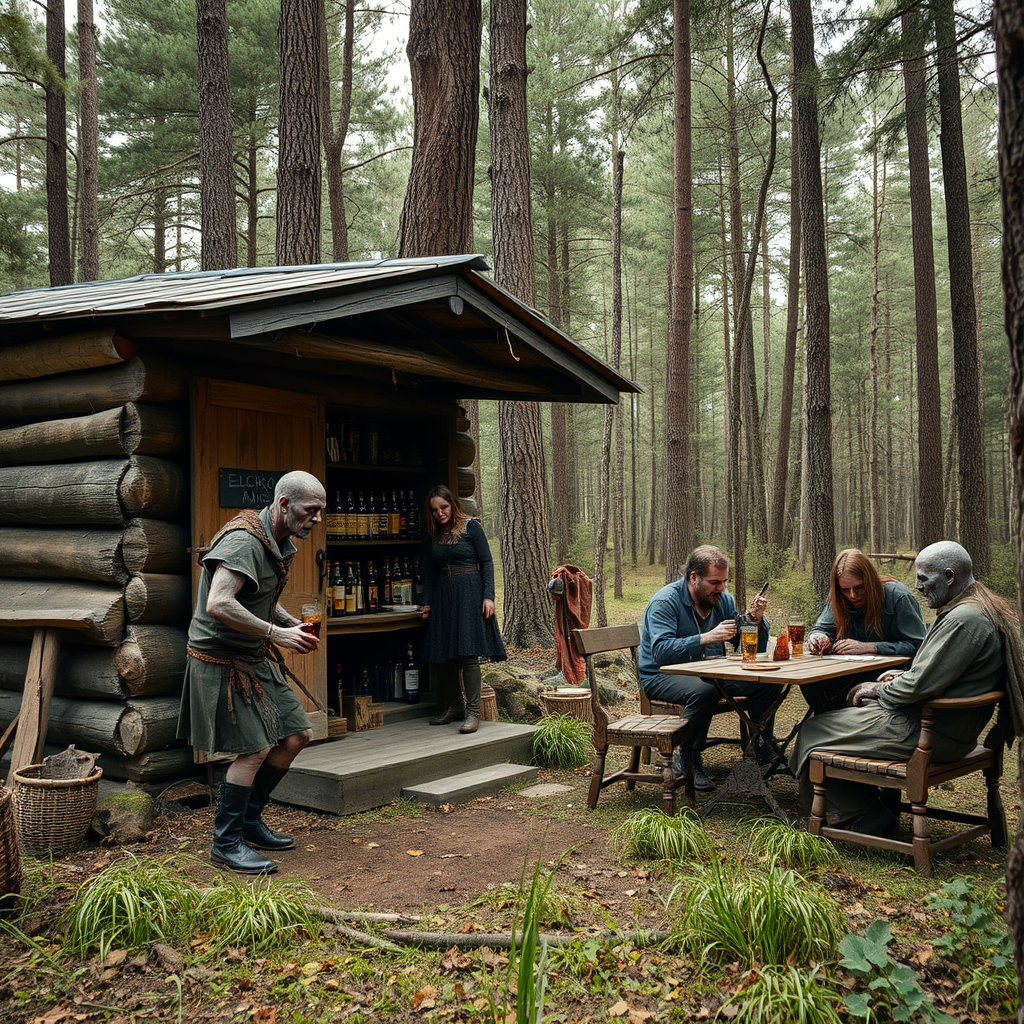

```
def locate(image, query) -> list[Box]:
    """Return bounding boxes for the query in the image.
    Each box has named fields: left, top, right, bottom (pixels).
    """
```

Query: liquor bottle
left=403, top=643, right=420, bottom=704
left=354, top=561, right=365, bottom=614
left=391, top=656, right=404, bottom=700
left=344, top=491, right=356, bottom=539
left=388, top=490, right=400, bottom=538
left=398, top=491, right=409, bottom=539
left=383, top=557, right=393, bottom=605
left=344, top=562, right=358, bottom=615
left=331, top=561, right=345, bottom=618
left=326, top=489, right=344, bottom=541
left=413, top=556, right=425, bottom=606
left=366, top=561, right=379, bottom=612
left=407, top=491, right=419, bottom=538
left=400, top=556, right=413, bottom=606
left=377, top=492, right=389, bottom=537
left=357, top=662, right=371, bottom=696
left=367, top=492, right=378, bottom=538
left=357, top=491, right=369, bottom=538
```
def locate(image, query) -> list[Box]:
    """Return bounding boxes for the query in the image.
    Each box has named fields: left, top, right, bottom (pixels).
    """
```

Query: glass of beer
left=301, top=600, right=322, bottom=639
left=740, top=617, right=759, bottom=664
left=789, top=617, right=806, bottom=657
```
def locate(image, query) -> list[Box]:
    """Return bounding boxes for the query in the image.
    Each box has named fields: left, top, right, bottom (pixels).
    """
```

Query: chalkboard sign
left=219, top=468, right=285, bottom=509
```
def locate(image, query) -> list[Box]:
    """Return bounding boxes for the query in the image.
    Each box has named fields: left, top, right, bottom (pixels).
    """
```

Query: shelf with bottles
left=329, top=636, right=428, bottom=709
left=326, top=538, right=423, bottom=547
left=323, top=552, right=425, bottom=623
left=324, top=488, right=424, bottom=545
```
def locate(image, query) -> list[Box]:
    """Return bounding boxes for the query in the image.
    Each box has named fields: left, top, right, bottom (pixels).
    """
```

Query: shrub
left=531, top=714, right=591, bottom=769
left=745, top=816, right=840, bottom=871
left=720, top=965, right=844, bottom=1024
left=196, top=877, right=321, bottom=954
left=612, top=808, right=716, bottom=863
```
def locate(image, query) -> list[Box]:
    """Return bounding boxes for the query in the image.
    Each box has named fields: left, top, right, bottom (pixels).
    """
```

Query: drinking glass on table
left=740, top=617, right=759, bottom=663
left=789, top=617, right=806, bottom=657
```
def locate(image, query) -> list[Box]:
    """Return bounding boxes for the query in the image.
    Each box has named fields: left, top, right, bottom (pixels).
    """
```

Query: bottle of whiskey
left=398, top=491, right=409, bottom=539
left=344, top=562, right=358, bottom=615
left=326, top=489, right=344, bottom=542
left=383, top=556, right=393, bottom=605
left=367, top=492, right=378, bottom=538
left=357, top=491, right=369, bottom=538
left=331, top=561, right=345, bottom=618
left=344, top=491, right=356, bottom=539
left=403, top=643, right=420, bottom=704
left=388, top=490, right=400, bottom=538
left=407, top=491, right=419, bottom=538
left=366, top=561, right=379, bottom=613
left=377, top=492, right=389, bottom=537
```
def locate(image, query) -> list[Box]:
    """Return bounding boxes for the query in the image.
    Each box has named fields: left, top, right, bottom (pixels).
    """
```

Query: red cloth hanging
left=550, top=565, right=593, bottom=687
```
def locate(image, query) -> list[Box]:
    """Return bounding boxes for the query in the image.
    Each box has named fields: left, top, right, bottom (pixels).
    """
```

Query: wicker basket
left=0, top=786, right=21, bottom=914
left=539, top=688, right=593, bottom=722
left=11, top=764, right=103, bottom=856
left=480, top=683, right=497, bottom=722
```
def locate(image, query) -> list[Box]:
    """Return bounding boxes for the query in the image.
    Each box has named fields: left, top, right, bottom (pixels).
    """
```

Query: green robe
left=793, top=598, right=1005, bottom=822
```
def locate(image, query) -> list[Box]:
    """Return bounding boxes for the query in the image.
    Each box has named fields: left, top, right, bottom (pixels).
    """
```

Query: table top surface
left=660, top=653, right=909, bottom=685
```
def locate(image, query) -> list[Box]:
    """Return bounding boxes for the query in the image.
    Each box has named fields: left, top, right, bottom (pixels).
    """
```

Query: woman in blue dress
left=420, top=485, right=506, bottom=734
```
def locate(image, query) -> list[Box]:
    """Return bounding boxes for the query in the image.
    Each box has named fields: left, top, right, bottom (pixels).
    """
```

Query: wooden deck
left=273, top=713, right=536, bottom=815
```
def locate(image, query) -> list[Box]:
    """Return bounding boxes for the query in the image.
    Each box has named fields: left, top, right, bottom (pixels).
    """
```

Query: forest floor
left=1, top=639, right=1019, bottom=1024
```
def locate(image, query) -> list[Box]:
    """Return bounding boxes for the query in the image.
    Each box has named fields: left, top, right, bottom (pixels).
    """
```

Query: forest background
left=0, top=0, right=1015, bottom=642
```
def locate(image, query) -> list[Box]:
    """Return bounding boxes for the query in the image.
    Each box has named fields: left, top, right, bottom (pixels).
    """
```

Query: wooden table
left=661, top=654, right=909, bottom=819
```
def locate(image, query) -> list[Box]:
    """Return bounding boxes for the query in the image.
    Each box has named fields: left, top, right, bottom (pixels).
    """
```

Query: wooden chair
left=572, top=624, right=695, bottom=814
left=639, top=691, right=751, bottom=765
left=808, top=691, right=1007, bottom=876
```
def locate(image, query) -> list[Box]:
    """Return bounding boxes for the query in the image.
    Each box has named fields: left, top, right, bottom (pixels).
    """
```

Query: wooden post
left=6, top=628, right=61, bottom=781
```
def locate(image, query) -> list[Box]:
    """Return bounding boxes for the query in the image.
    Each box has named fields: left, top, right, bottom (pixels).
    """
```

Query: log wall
left=0, top=337, right=192, bottom=782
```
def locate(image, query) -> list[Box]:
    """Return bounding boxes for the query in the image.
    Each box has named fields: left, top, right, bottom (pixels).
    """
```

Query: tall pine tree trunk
left=490, top=0, right=553, bottom=646
left=902, top=8, right=943, bottom=548
left=993, top=0, right=1024, bottom=1011
left=791, top=0, right=835, bottom=600
left=46, top=0, right=71, bottom=286
left=277, top=0, right=323, bottom=265
left=197, top=0, right=237, bottom=270
left=322, top=0, right=354, bottom=262
left=612, top=145, right=625, bottom=599
left=665, top=0, right=695, bottom=580
left=935, top=0, right=989, bottom=575
left=77, top=0, right=99, bottom=281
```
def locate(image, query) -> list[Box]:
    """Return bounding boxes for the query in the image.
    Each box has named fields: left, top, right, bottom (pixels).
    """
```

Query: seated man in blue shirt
left=639, top=545, right=775, bottom=791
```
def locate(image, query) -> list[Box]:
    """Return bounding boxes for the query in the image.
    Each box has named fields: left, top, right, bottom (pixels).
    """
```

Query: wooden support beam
left=0, top=329, right=135, bottom=382
left=6, top=628, right=60, bottom=781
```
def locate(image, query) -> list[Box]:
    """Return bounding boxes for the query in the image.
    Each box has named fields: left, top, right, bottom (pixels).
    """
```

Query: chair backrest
left=571, top=624, right=641, bottom=735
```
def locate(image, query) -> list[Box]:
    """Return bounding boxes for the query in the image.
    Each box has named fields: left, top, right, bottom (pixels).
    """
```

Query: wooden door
left=192, top=379, right=327, bottom=733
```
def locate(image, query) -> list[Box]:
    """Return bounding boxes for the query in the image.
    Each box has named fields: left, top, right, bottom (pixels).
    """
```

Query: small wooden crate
left=327, top=713, right=348, bottom=737
left=343, top=695, right=384, bottom=731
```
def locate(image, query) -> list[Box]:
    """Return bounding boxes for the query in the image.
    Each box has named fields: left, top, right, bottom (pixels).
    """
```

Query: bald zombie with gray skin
left=792, top=541, right=1019, bottom=837
left=177, top=470, right=327, bottom=874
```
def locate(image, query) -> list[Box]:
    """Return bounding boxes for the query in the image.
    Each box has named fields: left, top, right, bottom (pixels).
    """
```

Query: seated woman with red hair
left=803, top=549, right=926, bottom=713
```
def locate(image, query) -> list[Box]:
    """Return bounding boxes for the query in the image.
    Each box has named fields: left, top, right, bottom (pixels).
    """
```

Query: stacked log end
left=455, top=407, right=478, bottom=517
left=0, top=333, right=193, bottom=779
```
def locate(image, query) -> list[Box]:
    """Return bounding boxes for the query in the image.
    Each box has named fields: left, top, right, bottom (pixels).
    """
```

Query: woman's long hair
left=829, top=549, right=895, bottom=638
left=423, top=484, right=471, bottom=542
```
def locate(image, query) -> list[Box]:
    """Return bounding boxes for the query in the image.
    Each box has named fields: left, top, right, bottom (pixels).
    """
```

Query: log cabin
left=0, top=255, right=637, bottom=790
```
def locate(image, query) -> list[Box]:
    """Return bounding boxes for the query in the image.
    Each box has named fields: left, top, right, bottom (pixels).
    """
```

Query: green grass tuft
left=612, top=807, right=716, bottom=863
left=720, top=964, right=845, bottom=1023
left=61, top=854, right=201, bottom=956
left=530, top=713, right=591, bottom=769
left=196, top=877, right=321, bottom=954
left=745, top=816, right=841, bottom=871
left=677, top=860, right=844, bottom=967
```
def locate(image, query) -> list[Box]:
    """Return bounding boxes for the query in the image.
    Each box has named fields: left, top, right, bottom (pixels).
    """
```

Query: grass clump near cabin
left=612, top=807, right=716, bottom=864
left=676, top=860, right=845, bottom=967
left=719, top=964, right=845, bottom=1024
left=61, top=854, right=201, bottom=955
left=530, top=713, right=591, bottom=769
left=744, top=815, right=841, bottom=871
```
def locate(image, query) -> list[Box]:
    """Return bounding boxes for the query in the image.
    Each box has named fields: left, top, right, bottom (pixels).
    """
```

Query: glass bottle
left=366, top=561, right=379, bottom=612
left=403, top=643, right=420, bottom=704
left=344, top=562, right=357, bottom=615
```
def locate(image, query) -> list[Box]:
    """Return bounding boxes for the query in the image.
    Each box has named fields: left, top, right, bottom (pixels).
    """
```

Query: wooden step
left=274, top=717, right=535, bottom=815
left=402, top=763, right=538, bottom=806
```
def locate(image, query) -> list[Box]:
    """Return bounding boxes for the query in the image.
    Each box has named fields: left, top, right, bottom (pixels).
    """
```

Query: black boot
left=430, top=702, right=465, bottom=725
left=212, top=782, right=278, bottom=873
left=243, top=763, right=295, bottom=851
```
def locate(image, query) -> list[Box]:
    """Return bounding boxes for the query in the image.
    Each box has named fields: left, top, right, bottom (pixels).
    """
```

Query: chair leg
left=587, top=750, right=607, bottom=810
left=661, top=762, right=676, bottom=816
left=625, top=745, right=642, bottom=791
left=808, top=780, right=826, bottom=836
left=911, top=802, right=933, bottom=877
left=985, top=765, right=1008, bottom=847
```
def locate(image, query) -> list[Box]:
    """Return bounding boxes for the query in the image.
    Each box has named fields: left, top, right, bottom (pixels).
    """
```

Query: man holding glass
left=177, top=471, right=326, bottom=874
left=639, top=545, right=774, bottom=790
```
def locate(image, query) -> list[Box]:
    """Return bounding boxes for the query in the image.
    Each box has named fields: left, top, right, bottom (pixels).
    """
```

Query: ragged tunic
left=421, top=518, right=506, bottom=664
left=810, top=580, right=927, bottom=657
left=793, top=597, right=1006, bottom=779
left=176, top=506, right=311, bottom=755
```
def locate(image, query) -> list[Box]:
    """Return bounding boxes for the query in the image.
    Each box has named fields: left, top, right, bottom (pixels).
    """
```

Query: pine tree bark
left=276, top=0, right=323, bottom=266
left=489, top=0, right=552, bottom=646
left=77, top=0, right=99, bottom=281
left=993, top=2, right=1024, bottom=1014
left=612, top=146, right=625, bottom=600
left=902, top=9, right=943, bottom=548
left=322, top=0, right=354, bottom=262
left=399, top=0, right=480, bottom=255
left=791, top=0, right=835, bottom=601
left=665, top=0, right=695, bottom=581
left=769, top=98, right=800, bottom=548
left=935, top=0, right=989, bottom=576
left=196, top=0, right=237, bottom=270
left=46, top=0, right=71, bottom=286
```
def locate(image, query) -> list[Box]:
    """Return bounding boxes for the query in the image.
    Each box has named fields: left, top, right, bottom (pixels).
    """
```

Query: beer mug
left=789, top=617, right=806, bottom=657
left=301, top=600, right=323, bottom=639
left=739, top=616, right=759, bottom=663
